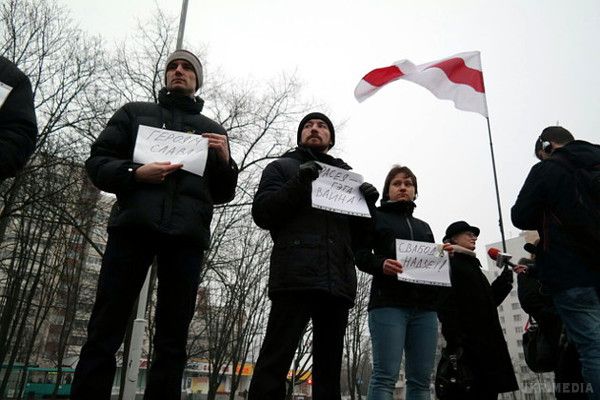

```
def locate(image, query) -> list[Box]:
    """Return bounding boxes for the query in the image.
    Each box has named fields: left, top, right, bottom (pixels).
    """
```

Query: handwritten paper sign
left=0, top=81, right=13, bottom=109
left=133, top=125, right=208, bottom=176
left=311, top=162, right=371, bottom=218
left=395, top=239, right=451, bottom=286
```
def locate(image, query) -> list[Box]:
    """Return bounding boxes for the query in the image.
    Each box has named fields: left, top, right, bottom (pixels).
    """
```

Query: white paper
left=133, top=125, right=208, bottom=176
left=311, top=162, right=371, bottom=218
left=0, top=81, right=13, bottom=109
left=395, top=239, right=451, bottom=287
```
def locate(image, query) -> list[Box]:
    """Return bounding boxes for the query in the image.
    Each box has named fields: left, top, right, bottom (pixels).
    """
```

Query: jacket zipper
left=160, top=107, right=177, bottom=229
left=405, top=216, right=415, bottom=240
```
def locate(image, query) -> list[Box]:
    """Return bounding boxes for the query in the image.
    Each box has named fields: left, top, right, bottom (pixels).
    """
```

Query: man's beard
left=305, top=141, right=329, bottom=153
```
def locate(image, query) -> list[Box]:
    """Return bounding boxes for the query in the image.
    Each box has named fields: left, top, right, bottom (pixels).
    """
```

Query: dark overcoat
left=511, top=140, right=600, bottom=292
left=86, top=88, right=238, bottom=247
left=0, top=56, right=38, bottom=181
left=438, top=252, right=519, bottom=394
left=252, top=147, right=367, bottom=305
left=354, top=200, right=443, bottom=311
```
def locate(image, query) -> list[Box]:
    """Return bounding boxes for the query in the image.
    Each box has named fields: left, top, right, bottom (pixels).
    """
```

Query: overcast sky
left=64, top=0, right=600, bottom=260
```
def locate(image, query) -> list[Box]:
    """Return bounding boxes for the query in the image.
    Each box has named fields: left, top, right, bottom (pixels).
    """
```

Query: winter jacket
left=252, top=147, right=366, bottom=306
left=511, top=140, right=600, bottom=292
left=0, top=56, right=38, bottom=181
left=86, top=88, right=238, bottom=247
left=437, top=250, right=518, bottom=394
left=354, top=200, right=442, bottom=311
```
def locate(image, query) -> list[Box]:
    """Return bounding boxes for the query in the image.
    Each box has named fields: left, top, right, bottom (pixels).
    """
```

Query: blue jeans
left=553, top=287, right=600, bottom=400
left=367, top=307, right=438, bottom=400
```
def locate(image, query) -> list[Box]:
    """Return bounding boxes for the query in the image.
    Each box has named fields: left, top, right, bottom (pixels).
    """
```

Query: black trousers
left=70, top=228, right=204, bottom=400
left=555, top=341, right=587, bottom=400
left=248, top=292, right=350, bottom=400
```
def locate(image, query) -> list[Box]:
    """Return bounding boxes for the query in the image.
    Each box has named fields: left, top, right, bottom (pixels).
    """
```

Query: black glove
left=298, top=161, right=322, bottom=183
left=359, top=182, right=379, bottom=205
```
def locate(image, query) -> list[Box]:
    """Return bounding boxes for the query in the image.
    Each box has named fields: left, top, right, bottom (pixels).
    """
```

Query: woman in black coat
left=437, top=221, right=518, bottom=400
left=355, top=165, right=441, bottom=400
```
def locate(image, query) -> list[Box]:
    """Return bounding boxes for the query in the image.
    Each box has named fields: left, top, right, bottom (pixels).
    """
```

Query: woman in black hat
left=355, top=165, right=441, bottom=400
left=436, top=221, right=518, bottom=400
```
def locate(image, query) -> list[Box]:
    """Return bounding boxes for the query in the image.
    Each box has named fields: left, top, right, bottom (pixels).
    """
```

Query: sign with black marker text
left=133, top=125, right=208, bottom=176
left=395, top=239, right=450, bottom=286
left=311, top=162, right=370, bottom=218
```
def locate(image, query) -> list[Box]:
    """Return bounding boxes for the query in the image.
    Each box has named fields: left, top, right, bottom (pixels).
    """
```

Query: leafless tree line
left=0, top=1, right=371, bottom=399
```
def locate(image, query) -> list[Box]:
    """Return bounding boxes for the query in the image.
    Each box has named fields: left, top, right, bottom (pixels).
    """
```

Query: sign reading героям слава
left=133, top=125, right=208, bottom=176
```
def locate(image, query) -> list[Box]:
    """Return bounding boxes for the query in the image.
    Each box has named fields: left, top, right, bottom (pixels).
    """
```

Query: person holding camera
left=436, top=221, right=517, bottom=400
left=512, top=126, right=600, bottom=398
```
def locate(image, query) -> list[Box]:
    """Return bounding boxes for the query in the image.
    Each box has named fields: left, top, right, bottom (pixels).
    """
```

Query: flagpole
left=486, top=117, right=507, bottom=252
left=176, top=0, right=189, bottom=50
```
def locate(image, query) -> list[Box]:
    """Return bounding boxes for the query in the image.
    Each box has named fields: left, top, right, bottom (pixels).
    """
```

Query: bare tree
left=0, top=159, right=100, bottom=398
left=0, top=2, right=314, bottom=398
left=0, top=0, right=107, bottom=237
left=0, top=1, right=112, bottom=398
left=105, top=7, right=177, bottom=105
left=285, top=324, right=313, bottom=400
left=343, top=271, right=372, bottom=400
left=194, top=214, right=271, bottom=399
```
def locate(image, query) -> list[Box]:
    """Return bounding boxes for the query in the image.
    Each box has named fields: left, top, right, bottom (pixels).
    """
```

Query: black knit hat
left=443, top=221, right=480, bottom=242
left=297, top=112, right=335, bottom=148
left=164, top=49, right=203, bottom=91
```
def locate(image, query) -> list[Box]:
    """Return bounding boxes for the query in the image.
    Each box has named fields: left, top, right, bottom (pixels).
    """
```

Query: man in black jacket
left=248, top=112, right=374, bottom=400
left=71, top=50, right=238, bottom=400
left=0, top=56, right=38, bottom=181
left=512, top=126, right=600, bottom=398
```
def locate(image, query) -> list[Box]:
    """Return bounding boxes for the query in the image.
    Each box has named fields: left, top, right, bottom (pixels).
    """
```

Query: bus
left=23, top=367, right=74, bottom=399
left=0, top=365, right=74, bottom=399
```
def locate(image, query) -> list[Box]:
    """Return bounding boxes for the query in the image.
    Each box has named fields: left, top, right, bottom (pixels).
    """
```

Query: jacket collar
left=158, top=87, right=205, bottom=113
left=282, top=146, right=351, bottom=170
left=378, top=200, right=416, bottom=215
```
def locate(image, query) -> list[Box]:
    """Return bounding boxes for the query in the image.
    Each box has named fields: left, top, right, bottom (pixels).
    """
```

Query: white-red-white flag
left=354, top=51, right=488, bottom=117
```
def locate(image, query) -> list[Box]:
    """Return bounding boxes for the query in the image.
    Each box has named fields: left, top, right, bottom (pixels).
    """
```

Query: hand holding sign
left=133, top=125, right=208, bottom=176
left=383, top=259, right=403, bottom=276
left=299, top=161, right=322, bottom=183
left=395, top=239, right=451, bottom=286
left=359, top=182, right=379, bottom=206
left=311, top=162, right=371, bottom=218
left=135, top=161, right=183, bottom=184
left=202, top=132, right=230, bottom=163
